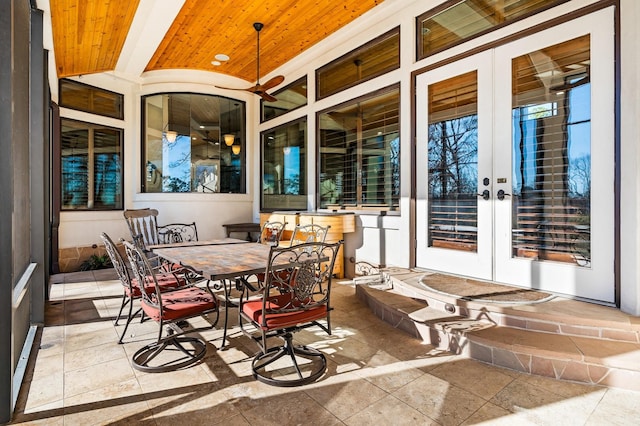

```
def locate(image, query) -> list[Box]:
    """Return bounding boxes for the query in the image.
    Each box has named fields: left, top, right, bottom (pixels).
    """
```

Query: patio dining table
left=151, top=240, right=284, bottom=348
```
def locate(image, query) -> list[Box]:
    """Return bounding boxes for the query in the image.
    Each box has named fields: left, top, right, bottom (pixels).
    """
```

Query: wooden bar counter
left=260, top=211, right=355, bottom=278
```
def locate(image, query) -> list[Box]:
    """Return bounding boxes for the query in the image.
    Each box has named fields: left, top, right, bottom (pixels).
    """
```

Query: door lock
left=477, top=189, right=490, bottom=200
left=497, top=189, right=511, bottom=200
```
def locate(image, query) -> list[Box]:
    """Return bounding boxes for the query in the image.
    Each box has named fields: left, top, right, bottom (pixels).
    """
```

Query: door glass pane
left=511, top=35, right=591, bottom=266
left=428, top=71, right=478, bottom=252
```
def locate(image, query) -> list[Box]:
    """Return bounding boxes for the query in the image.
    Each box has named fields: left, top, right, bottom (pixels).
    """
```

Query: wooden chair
left=239, top=240, right=342, bottom=386
left=100, top=232, right=187, bottom=344
left=123, top=208, right=161, bottom=250
left=289, top=224, right=330, bottom=246
left=123, top=240, right=219, bottom=372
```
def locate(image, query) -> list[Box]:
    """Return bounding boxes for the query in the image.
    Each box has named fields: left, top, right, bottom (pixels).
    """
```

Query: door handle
left=497, top=189, right=511, bottom=201
left=477, top=189, right=490, bottom=200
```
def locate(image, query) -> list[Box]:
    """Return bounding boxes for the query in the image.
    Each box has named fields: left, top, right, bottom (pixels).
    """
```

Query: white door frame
left=415, top=8, right=615, bottom=303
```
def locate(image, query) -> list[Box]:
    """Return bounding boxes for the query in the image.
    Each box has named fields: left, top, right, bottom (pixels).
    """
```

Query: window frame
left=316, top=84, right=401, bottom=213
left=60, top=117, right=124, bottom=211
left=140, top=92, right=247, bottom=194
left=315, top=27, right=400, bottom=101
left=260, top=117, right=308, bottom=212
left=260, top=76, right=308, bottom=123
left=416, top=0, right=570, bottom=61
left=59, top=78, right=124, bottom=119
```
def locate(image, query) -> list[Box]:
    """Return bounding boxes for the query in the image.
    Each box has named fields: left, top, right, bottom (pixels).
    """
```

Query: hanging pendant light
left=232, top=144, right=241, bottom=155
left=164, top=95, right=177, bottom=143
left=165, top=130, right=178, bottom=143
left=224, top=99, right=234, bottom=146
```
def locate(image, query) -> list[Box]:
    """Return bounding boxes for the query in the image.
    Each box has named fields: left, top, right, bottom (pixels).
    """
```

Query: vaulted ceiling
left=45, top=0, right=384, bottom=84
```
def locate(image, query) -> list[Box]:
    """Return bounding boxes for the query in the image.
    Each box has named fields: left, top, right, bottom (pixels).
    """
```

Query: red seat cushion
left=142, top=287, right=217, bottom=322
left=127, top=273, right=185, bottom=298
left=242, top=294, right=327, bottom=330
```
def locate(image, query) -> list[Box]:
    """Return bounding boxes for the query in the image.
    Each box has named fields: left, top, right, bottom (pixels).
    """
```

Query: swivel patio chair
left=239, top=240, right=342, bottom=386
left=123, top=240, right=219, bottom=372
left=100, top=232, right=188, bottom=344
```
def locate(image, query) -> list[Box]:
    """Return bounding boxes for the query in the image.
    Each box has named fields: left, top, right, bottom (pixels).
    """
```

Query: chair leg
left=251, top=332, right=327, bottom=387
left=117, top=305, right=142, bottom=344
left=114, top=294, right=127, bottom=326
left=117, top=296, right=143, bottom=344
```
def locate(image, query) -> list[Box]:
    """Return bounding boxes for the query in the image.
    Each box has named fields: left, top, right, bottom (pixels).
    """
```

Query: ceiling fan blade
left=260, top=75, right=285, bottom=91
left=260, top=92, right=278, bottom=103
left=215, top=85, right=250, bottom=91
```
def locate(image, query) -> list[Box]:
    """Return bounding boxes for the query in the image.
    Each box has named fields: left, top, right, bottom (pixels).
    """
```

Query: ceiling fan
left=216, top=22, right=284, bottom=102
left=202, top=130, right=218, bottom=145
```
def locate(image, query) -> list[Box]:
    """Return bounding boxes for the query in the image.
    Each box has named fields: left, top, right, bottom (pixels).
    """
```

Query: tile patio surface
left=10, top=269, right=640, bottom=425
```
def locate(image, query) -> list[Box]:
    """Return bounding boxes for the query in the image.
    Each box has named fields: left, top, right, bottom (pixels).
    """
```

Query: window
left=316, top=27, right=400, bottom=100
left=61, top=119, right=123, bottom=210
left=59, top=79, right=124, bottom=119
left=417, top=0, right=567, bottom=59
left=261, top=118, right=307, bottom=211
left=142, top=93, right=246, bottom=193
left=261, top=76, right=308, bottom=122
left=318, top=85, right=400, bottom=210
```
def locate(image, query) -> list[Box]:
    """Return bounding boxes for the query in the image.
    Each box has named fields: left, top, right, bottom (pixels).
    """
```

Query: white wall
left=620, top=0, right=640, bottom=315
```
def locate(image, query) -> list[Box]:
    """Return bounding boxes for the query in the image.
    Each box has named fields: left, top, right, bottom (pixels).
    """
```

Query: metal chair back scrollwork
left=289, top=224, right=330, bottom=247
left=157, top=222, right=199, bottom=244
left=258, top=221, right=287, bottom=246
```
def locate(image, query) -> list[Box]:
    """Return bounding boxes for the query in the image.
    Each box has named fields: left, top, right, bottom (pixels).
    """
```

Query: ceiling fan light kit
left=215, top=22, right=285, bottom=102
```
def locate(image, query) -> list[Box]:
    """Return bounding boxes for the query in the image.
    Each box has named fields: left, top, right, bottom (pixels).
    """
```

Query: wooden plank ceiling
left=50, top=0, right=384, bottom=82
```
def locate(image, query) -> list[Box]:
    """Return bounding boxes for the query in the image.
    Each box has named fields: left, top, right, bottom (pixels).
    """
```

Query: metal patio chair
left=239, top=240, right=342, bottom=386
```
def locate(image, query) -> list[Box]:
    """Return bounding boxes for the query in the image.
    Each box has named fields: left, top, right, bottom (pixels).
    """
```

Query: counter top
left=268, top=210, right=355, bottom=216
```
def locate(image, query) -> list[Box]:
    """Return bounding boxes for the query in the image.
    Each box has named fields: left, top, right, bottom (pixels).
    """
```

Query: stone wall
left=58, top=244, right=110, bottom=273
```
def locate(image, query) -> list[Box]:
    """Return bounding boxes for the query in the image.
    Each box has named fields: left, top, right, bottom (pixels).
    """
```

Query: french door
left=416, top=9, right=615, bottom=302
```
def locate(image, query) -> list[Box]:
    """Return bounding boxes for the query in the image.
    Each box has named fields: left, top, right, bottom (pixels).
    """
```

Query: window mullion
left=87, top=127, right=95, bottom=209
left=356, top=107, right=363, bottom=208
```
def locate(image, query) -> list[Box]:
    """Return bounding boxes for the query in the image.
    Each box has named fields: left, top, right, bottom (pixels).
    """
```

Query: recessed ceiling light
left=215, top=54, right=230, bottom=61
left=211, top=60, right=221, bottom=66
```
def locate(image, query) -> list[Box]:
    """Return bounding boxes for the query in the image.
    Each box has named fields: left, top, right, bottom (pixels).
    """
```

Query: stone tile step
left=384, top=269, right=640, bottom=344
left=464, top=326, right=640, bottom=391
left=355, top=283, right=640, bottom=391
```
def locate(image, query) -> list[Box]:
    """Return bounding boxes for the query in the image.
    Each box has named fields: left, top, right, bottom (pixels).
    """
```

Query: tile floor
left=9, top=270, right=640, bottom=425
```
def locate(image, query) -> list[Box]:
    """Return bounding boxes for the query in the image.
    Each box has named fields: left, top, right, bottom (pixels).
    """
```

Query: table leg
left=221, top=278, right=231, bottom=349
left=207, top=278, right=231, bottom=349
